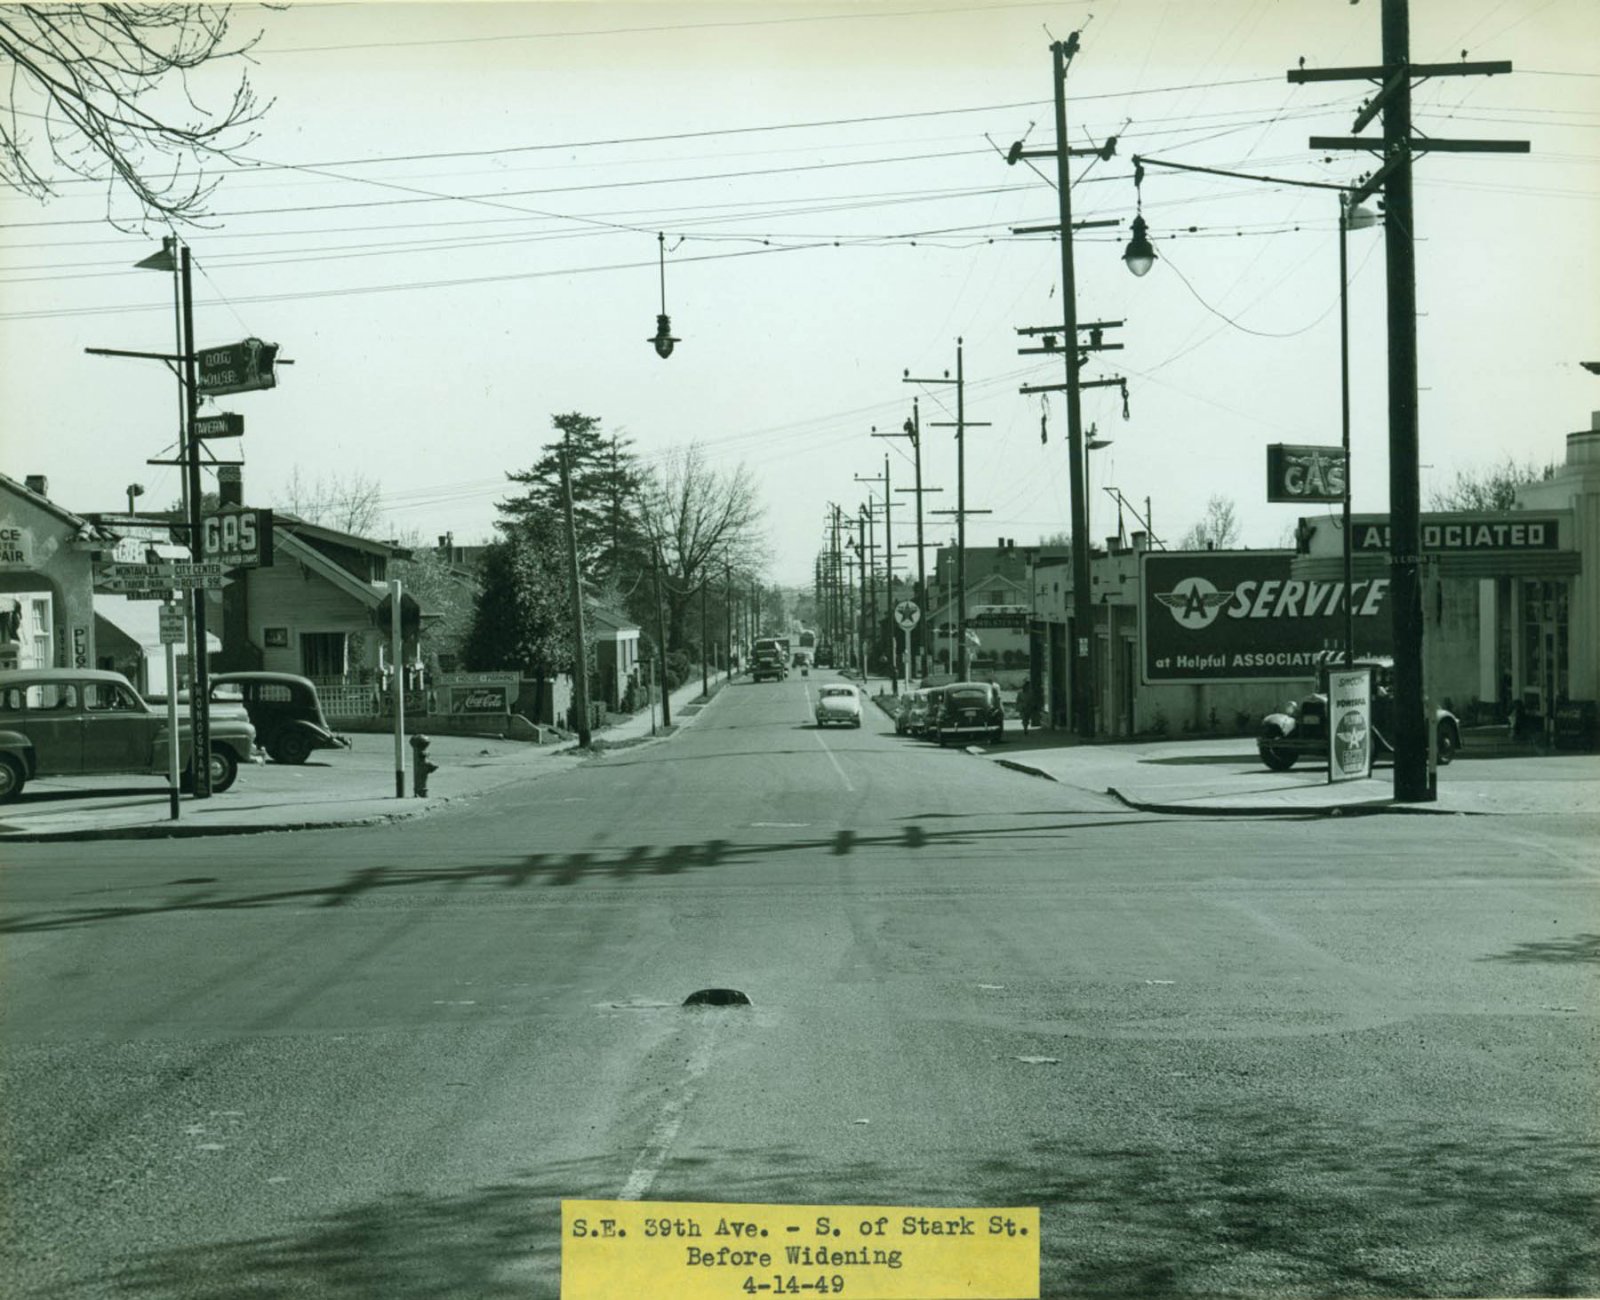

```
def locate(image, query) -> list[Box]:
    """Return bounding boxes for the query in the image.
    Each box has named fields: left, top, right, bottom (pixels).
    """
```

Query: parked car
left=0, top=668, right=258, bottom=802
left=815, top=684, right=862, bottom=728
left=1257, top=657, right=1461, bottom=771
left=211, top=672, right=349, bottom=765
left=930, top=681, right=1005, bottom=746
left=895, top=689, right=933, bottom=736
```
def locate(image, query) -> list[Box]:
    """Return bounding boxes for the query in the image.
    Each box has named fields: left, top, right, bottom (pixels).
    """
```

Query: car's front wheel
left=183, top=748, right=240, bottom=793
left=1260, top=739, right=1297, bottom=771
left=0, top=754, right=26, bottom=803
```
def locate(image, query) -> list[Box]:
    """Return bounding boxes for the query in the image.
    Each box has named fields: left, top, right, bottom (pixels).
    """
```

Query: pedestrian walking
left=1017, top=680, right=1035, bottom=734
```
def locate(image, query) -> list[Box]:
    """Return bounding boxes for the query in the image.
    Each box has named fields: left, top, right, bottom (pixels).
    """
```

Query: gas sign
left=1266, top=444, right=1346, bottom=503
left=201, top=508, right=273, bottom=569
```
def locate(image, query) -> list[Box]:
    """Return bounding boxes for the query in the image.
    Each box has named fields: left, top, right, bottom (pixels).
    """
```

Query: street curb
left=1102, top=786, right=1475, bottom=818
left=993, top=757, right=1060, bottom=781
left=0, top=806, right=432, bottom=844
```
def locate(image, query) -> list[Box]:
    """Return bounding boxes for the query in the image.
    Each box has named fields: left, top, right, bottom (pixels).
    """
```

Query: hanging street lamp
left=650, top=232, right=680, bottom=359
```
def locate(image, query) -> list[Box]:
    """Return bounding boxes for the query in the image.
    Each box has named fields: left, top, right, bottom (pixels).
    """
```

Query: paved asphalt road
left=3, top=672, right=1597, bottom=1298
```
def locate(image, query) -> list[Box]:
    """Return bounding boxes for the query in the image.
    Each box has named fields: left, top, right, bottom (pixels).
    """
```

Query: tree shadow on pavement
left=29, top=1111, right=1599, bottom=1299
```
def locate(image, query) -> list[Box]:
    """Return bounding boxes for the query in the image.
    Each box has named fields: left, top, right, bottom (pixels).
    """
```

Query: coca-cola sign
left=449, top=685, right=510, bottom=714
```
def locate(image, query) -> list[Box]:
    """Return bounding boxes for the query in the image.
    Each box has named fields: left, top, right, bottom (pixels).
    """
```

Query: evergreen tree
left=496, top=413, right=647, bottom=588
left=462, top=515, right=593, bottom=691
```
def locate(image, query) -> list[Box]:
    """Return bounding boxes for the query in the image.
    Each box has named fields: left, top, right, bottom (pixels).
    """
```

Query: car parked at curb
left=815, top=684, right=862, bottom=728
left=210, top=672, right=349, bottom=765
left=895, top=688, right=933, bottom=736
left=930, top=681, right=1005, bottom=746
left=1257, top=657, right=1461, bottom=771
left=0, top=668, right=258, bottom=802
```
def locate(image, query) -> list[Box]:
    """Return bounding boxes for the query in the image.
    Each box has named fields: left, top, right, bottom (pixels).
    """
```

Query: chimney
left=1131, top=530, right=1149, bottom=553
left=24, top=475, right=47, bottom=497
left=218, top=464, right=243, bottom=506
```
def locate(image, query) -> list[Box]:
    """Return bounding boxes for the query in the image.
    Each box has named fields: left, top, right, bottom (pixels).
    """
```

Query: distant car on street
left=1257, top=657, right=1461, bottom=771
left=815, top=684, right=863, bottom=728
left=930, top=681, right=1005, bottom=746
left=0, top=668, right=258, bottom=802
left=210, top=672, right=349, bottom=765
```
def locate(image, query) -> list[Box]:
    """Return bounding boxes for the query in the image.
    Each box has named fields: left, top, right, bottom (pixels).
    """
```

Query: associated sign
left=0, top=522, right=29, bottom=568
left=1327, top=666, right=1373, bottom=783
left=893, top=600, right=921, bottom=630
left=201, top=508, right=273, bottom=569
left=191, top=412, right=244, bottom=439
left=1140, top=550, right=1393, bottom=684
left=1266, top=444, right=1346, bottom=503
left=196, top=338, right=280, bottom=397
left=1354, top=517, right=1560, bottom=552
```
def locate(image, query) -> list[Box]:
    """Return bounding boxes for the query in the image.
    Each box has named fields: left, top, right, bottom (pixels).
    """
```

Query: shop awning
left=94, top=594, right=221, bottom=654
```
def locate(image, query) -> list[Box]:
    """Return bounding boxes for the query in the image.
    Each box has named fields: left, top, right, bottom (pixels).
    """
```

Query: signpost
left=95, top=562, right=230, bottom=594
left=894, top=601, right=921, bottom=687
left=159, top=603, right=183, bottom=820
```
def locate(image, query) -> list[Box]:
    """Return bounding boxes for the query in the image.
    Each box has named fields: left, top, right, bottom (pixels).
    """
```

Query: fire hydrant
left=410, top=733, right=438, bottom=797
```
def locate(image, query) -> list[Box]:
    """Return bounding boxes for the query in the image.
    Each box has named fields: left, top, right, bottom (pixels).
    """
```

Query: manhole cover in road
left=683, top=988, right=751, bottom=1008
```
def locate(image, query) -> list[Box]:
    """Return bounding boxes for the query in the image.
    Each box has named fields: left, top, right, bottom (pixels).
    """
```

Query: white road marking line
left=619, top=1026, right=719, bottom=1201
left=812, top=729, right=854, bottom=792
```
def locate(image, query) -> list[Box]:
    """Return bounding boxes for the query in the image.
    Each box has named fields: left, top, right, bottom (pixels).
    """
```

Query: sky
left=2, top=0, right=1596, bottom=587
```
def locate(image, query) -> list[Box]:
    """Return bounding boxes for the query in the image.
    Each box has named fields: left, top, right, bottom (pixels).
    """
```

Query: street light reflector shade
left=1123, top=215, right=1156, bottom=277
left=1087, top=438, right=1112, bottom=451
left=134, top=238, right=177, bottom=272
left=1345, top=199, right=1378, bottom=230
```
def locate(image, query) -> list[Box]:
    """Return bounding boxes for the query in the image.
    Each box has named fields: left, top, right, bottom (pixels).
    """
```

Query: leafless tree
left=1178, top=494, right=1241, bottom=551
left=637, top=443, right=767, bottom=649
left=0, top=4, right=268, bottom=224
left=1429, top=456, right=1557, bottom=512
left=279, top=468, right=385, bottom=538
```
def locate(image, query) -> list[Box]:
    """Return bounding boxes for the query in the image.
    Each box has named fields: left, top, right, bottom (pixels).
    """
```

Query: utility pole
left=652, top=538, right=671, bottom=728
left=560, top=429, right=592, bottom=747
left=876, top=399, right=940, bottom=679
left=1289, top=0, right=1525, bottom=802
left=907, top=339, right=989, bottom=681
left=1007, top=30, right=1124, bottom=739
left=724, top=557, right=734, bottom=676
left=854, top=467, right=889, bottom=687
left=700, top=577, right=709, bottom=698
left=178, top=244, right=213, bottom=796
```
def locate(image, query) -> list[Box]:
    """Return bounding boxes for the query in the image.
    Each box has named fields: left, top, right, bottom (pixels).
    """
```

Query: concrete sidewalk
left=975, top=730, right=1600, bottom=817
left=0, top=674, right=726, bottom=843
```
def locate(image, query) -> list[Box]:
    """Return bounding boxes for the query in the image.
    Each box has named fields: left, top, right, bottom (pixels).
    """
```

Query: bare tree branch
left=0, top=3, right=269, bottom=226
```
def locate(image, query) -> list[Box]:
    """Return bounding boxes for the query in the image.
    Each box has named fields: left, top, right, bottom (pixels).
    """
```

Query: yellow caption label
left=562, top=1200, right=1039, bottom=1299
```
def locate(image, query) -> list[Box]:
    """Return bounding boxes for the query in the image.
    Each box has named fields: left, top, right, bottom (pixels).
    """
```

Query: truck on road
left=751, top=637, right=789, bottom=682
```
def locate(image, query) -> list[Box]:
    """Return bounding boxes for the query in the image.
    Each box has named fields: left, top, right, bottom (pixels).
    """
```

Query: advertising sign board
left=201, top=508, right=273, bottom=569
left=191, top=413, right=244, bottom=440
left=1327, top=666, right=1373, bottom=783
left=893, top=600, right=921, bottom=630
left=1353, top=517, right=1560, bottom=553
left=196, top=338, right=279, bottom=398
left=1266, top=444, right=1346, bottom=503
left=440, top=671, right=519, bottom=716
left=1140, top=550, right=1393, bottom=684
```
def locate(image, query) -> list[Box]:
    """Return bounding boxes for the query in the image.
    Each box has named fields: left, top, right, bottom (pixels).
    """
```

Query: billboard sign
left=440, top=671, right=519, bottom=716
left=1140, top=550, right=1392, bottom=684
left=1353, top=517, right=1560, bottom=553
left=1266, top=444, right=1346, bottom=503
left=1327, top=667, right=1373, bottom=783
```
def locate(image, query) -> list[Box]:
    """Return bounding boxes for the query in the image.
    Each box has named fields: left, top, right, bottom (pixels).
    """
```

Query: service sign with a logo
left=1327, top=666, right=1373, bottom=783
left=1140, top=550, right=1393, bottom=684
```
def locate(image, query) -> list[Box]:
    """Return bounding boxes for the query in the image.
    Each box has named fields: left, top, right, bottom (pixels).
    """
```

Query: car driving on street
left=814, top=683, right=862, bottom=727
left=0, top=668, right=258, bottom=802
